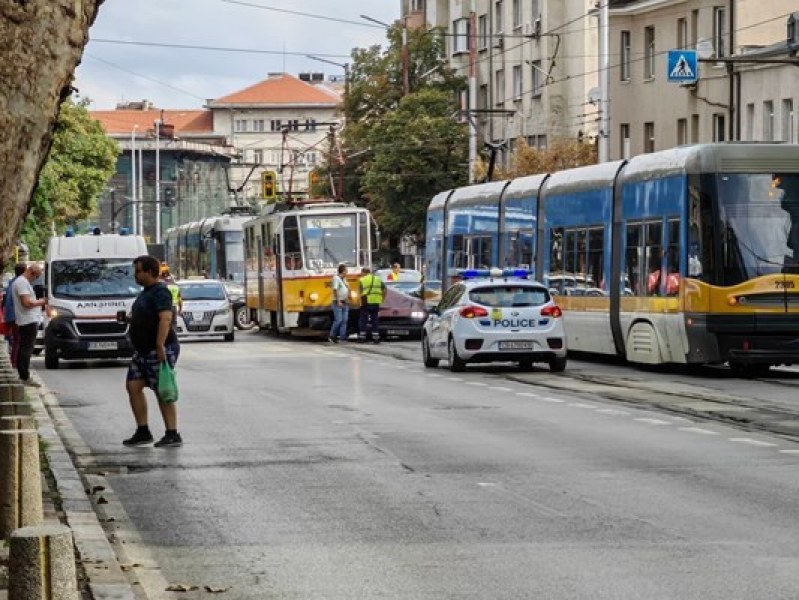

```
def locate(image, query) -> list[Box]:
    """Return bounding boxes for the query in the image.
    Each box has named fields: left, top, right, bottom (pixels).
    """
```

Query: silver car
left=175, top=280, right=235, bottom=342
left=422, top=271, right=567, bottom=372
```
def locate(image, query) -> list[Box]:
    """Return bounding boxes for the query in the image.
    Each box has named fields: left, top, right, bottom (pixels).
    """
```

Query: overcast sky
left=75, top=0, right=399, bottom=110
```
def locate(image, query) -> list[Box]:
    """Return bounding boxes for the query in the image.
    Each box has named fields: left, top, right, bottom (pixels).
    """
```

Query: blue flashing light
left=118, top=227, right=130, bottom=236
left=64, top=228, right=75, bottom=238
left=92, top=227, right=102, bottom=236
left=457, top=267, right=531, bottom=280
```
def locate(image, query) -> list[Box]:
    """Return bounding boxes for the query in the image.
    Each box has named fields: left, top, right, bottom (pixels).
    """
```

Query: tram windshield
left=716, top=173, right=799, bottom=284
left=300, top=214, right=359, bottom=270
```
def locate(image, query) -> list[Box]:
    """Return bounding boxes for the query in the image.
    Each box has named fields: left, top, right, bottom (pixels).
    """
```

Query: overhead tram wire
left=216, top=0, right=386, bottom=29
left=90, top=39, right=351, bottom=59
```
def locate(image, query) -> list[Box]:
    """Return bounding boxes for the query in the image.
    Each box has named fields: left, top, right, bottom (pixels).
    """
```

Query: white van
left=43, top=230, right=147, bottom=369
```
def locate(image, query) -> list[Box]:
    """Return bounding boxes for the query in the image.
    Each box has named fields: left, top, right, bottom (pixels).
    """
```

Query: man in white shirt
left=12, top=263, right=46, bottom=385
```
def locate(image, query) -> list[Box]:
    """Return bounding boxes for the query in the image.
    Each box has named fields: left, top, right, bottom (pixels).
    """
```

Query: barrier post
left=0, top=428, right=43, bottom=538
left=9, top=524, right=78, bottom=600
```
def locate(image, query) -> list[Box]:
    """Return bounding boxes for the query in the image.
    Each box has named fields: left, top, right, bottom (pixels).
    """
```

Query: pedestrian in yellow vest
left=159, top=265, right=183, bottom=316
left=358, top=267, right=385, bottom=343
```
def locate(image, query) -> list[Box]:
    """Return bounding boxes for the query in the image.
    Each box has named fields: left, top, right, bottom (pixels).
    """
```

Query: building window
left=253, top=119, right=265, bottom=132
left=288, top=119, right=300, bottom=132
left=712, top=113, right=726, bottom=141
left=644, top=122, right=655, bottom=153
left=620, top=123, right=630, bottom=159
left=745, top=103, right=755, bottom=140
left=478, top=84, right=488, bottom=112
left=512, top=0, right=522, bottom=29
left=691, top=10, right=699, bottom=47
left=234, top=119, right=248, bottom=133
left=677, top=18, right=687, bottom=49
left=764, top=100, right=774, bottom=141
left=253, top=149, right=263, bottom=164
left=270, top=119, right=282, bottom=132
left=478, top=14, right=488, bottom=50
left=512, top=65, right=522, bottom=100
left=496, top=69, right=505, bottom=104
left=531, top=60, right=543, bottom=97
left=304, top=119, right=317, bottom=132
left=410, top=0, right=424, bottom=10
left=526, top=134, right=547, bottom=150
left=453, top=18, right=469, bottom=53
left=620, top=30, right=631, bottom=81
left=713, top=6, right=727, bottom=59
left=782, top=99, right=795, bottom=143
left=691, top=114, right=699, bottom=143
left=677, top=118, right=688, bottom=145
left=644, top=26, right=655, bottom=80
left=306, top=151, right=317, bottom=165
left=495, top=0, right=503, bottom=33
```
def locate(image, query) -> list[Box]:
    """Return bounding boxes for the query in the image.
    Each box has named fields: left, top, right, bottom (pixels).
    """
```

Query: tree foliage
left=322, top=25, right=468, bottom=254
left=20, top=97, right=119, bottom=258
left=492, top=138, right=598, bottom=180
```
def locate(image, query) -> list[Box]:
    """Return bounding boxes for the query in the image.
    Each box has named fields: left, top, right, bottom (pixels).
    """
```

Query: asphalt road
left=35, top=332, right=799, bottom=599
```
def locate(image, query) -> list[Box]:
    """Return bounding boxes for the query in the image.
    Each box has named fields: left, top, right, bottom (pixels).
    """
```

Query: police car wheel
left=422, top=335, right=439, bottom=368
left=448, top=337, right=466, bottom=372
left=549, top=356, right=567, bottom=373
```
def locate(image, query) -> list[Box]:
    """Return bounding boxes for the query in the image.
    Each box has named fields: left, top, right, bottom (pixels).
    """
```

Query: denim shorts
left=126, top=343, right=180, bottom=390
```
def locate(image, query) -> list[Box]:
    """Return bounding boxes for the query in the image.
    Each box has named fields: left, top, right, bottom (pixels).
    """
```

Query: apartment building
left=206, top=73, right=342, bottom=203
left=402, top=0, right=600, bottom=165
left=609, top=0, right=798, bottom=159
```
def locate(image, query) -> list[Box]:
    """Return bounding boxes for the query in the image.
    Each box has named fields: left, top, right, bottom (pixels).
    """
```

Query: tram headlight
left=308, top=292, right=319, bottom=303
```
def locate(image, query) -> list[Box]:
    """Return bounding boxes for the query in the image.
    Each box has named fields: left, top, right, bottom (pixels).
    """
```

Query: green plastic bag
left=157, top=362, right=179, bottom=404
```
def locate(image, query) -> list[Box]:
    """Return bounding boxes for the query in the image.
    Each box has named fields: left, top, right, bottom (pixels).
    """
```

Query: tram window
left=587, top=228, right=604, bottom=291
left=451, top=235, right=465, bottom=269
left=644, top=221, right=663, bottom=296
left=550, top=227, right=563, bottom=273
left=665, top=219, right=680, bottom=296
left=565, top=230, right=577, bottom=275
left=625, top=224, right=643, bottom=295
left=283, top=216, right=302, bottom=270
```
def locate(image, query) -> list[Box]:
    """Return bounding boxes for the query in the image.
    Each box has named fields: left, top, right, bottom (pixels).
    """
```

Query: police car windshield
left=51, top=260, right=140, bottom=299
left=180, top=283, right=226, bottom=301
left=469, top=285, right=548, bottom=307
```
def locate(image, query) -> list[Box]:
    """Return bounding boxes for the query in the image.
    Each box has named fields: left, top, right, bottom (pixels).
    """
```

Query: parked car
left=223, top=281, right=253, bottom=330
left=175, top=279, right=235, bottom=341
left=422, top=269, right=567, bottom=372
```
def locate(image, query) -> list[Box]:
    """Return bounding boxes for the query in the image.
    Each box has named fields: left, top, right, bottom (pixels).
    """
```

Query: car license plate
left=88, top=341, right=118, bottom=351
left=499, top=341, right=534, bottom=350
left=387, top=329, right=409, bottom=336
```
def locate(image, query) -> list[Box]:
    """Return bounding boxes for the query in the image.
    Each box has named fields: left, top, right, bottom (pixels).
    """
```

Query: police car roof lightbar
left=458, top=267, right=531, bottom=280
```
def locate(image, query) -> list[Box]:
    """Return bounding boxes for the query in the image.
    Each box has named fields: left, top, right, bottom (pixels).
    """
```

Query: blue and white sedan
left=175, top=280, right=235, bottom=342
left=421, top=270, right=567, bottom=372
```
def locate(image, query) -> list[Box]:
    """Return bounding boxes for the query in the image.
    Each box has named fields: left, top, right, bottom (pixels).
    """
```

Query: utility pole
left=468, top=1, right=478, bottom=183
left=598, top=0, right=610, bottom=162
left=130, top=126, right=137, bottom=235
left=154, top=117, right=162, bottom=243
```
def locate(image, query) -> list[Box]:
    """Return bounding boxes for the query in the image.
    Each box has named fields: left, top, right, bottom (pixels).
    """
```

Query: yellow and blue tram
left=243, top=200, right=379, bottom=334
left=425, top=143, right=799, bottom=374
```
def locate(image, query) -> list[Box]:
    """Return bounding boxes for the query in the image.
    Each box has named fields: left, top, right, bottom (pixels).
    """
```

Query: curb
left=32, top=385, right=139, bottom=600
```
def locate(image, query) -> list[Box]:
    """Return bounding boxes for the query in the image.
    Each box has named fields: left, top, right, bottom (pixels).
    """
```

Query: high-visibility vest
left=359, top=274, right=385, bottom=305
left=167, top=283, right=181, bottom=307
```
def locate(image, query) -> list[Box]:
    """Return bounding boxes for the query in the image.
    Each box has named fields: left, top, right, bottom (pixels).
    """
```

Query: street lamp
left=306, top=54, right=350, bottom=105
left=361, top=14, right=409, bottom=95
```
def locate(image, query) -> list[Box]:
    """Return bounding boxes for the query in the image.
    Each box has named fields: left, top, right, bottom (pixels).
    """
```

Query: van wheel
left=549, top=356, right=567, bottom=373
left=44, top=345, right=59, bottom=370
left=422, top=335, right=439, bottom=368
left=448, top=337, right=466, bottom=372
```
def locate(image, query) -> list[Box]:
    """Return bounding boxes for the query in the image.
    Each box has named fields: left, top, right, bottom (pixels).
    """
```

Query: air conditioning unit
left=523, top=18, right=541, bottom=38
left=493, top=35, right=504, bottom=49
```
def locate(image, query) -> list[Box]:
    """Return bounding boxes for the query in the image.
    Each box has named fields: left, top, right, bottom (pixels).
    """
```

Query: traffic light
left=163, top=184, right=176, bottom=208
left=262, top=171, right=277, bottom=200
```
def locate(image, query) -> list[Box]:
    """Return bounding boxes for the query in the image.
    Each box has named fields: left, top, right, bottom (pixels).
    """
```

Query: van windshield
left=51, top=260, right=140, bottom=299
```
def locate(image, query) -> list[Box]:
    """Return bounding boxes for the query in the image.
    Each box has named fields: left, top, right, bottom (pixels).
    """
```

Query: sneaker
left=154, top=432, right=183, bottom=448
left=123, top=430, right=154, bottom=446
left=23, top=379, right=41, bottom=388
left=328, top=337, right=338, bottom=344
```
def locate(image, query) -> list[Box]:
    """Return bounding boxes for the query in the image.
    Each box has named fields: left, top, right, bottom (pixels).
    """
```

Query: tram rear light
left=309, top=292, right=319, bottom=303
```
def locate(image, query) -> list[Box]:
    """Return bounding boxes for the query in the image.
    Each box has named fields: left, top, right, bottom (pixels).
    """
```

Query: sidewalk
left=2, top=377, right=138, bottom=600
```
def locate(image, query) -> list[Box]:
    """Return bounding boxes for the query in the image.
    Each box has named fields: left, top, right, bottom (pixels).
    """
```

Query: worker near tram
left=159, top=264, right=183, bottom=317
left=358, top=267, right=385, bottom=344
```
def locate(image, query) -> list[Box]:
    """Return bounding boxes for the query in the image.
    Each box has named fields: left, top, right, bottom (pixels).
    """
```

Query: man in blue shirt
left=3, top=263, right=27, bottom=366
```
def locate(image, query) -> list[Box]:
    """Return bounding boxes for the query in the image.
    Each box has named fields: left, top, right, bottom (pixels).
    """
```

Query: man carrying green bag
left=122, top=255, right=183, bottom=448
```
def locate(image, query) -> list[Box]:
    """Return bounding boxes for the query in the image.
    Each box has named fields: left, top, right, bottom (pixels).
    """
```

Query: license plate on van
left=88, top=341, right=118, bottom=351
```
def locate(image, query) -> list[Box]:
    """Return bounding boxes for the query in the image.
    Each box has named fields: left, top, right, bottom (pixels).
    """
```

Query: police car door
left=432, top=284, right=465, bottom=354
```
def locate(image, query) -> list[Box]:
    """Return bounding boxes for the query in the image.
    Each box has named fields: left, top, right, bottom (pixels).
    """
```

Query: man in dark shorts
left=123, top=255, right=182, bottom=448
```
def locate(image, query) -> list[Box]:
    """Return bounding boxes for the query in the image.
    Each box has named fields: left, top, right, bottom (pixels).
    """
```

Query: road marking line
left=540, top=397, right=565, bottom=403
left=427, top=373, right=443, bottom=378
left=446, top=377, right=463, bottom=382
left=569, top=403, right=598, bottom=409
left=596, top=408, right=630, bottom=416
left=489, top=386, right=512, bottom=392
left=516, top=392, right=541, bottom=399
left=778, top=449, right=799, bottom=455
left=634, top=418, right=672, bottom=426
left=678, top=427, right=719, bottom=436
left=465, top=382, right=488, bottom=387
left=729, top=437, right=777, bottom=447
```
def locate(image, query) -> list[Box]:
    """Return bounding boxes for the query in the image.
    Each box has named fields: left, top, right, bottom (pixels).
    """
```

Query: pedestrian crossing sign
left=667, top=49, right=698, bottom=83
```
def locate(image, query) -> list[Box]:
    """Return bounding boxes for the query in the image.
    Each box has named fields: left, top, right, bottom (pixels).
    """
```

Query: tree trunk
left=0, top=0, right=103, bottom=265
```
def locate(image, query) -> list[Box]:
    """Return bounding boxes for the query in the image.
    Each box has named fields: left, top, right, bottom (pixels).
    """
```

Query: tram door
left=273, top=231, right=284, bottom=330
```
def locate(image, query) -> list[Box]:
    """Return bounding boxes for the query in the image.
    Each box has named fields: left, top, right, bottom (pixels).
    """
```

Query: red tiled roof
left=211, top=73, right=340, bottom=106
left=91, top=109, right=214, bottom=135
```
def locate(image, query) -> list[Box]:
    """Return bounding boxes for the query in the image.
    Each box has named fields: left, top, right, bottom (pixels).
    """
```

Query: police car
left=175, top=279, right=235, bottom=342
left=421, top=269, right=567, bottom=372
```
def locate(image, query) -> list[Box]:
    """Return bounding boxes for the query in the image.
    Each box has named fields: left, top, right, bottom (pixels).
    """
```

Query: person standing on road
left=358, top=266, right=385, bottom=344
left=3, top=263, right=26, bottom=365
left=123, top=255, right=182, bottom=448
left=159, top=264, right=183, bottom=317
left=329, top=264, right=350, bottom=343
left=12, top=263, right=45, bottom=386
